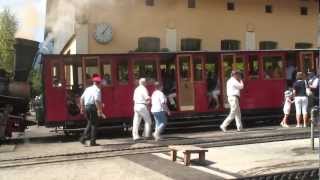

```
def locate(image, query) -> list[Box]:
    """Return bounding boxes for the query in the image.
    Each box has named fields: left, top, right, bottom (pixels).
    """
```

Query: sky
left=0, top=0, right=46, bottom=42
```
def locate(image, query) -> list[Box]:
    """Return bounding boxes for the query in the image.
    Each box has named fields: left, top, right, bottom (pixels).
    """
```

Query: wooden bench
left=168, top=145, right=208, bottom=166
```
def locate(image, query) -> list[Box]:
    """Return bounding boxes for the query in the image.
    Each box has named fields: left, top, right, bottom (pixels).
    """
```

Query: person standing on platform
left=151, top=82, right=170, bottom=141
left=280, top=90, right=294, bottom=128
left=132, top=78, right=152, bottom=141
left=220, top=70, right=244, bottom=132
left=293, top=72, right=309, bottom=128
left=80, top=74, right=106, bottom=146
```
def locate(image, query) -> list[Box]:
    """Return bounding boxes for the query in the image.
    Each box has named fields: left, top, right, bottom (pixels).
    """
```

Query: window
left=259, top=41, right=278, bottom=50
left=295, top=42, right=312, bottom=49
left=188, top=0, right=196, bottom=8
left=193, top=58, right=203, bottom=81
left=137, top=37, right=160, bottom=52
left=263, top=56, right=284, bottom=79
left=101, top=63, right=112, bottom=86
left=64, top=65, right=73, bottom=89
left=134, top=61, right=157, bottom=82
left=52, top=64, right=62, bottom=87
left=300, top=7, right=308, bottom=15
left=179, top=57, right=191, bottom=80
left=236, top=56, right=245, bottom=77
left=265, top=5, right=272, bottom=13
left=117, top=62, right=129, bottom=84
left=181, top=38, right=201, bottom=51
left=160, top=58, right=176, bottom=96
left=248, top=55, right=259, bottom=79
left=146, top=0, right=154, bottom=6
left=221, top=40, right=240, bottom=50
left=227, top=2, right=235, bottom=11
left=84, top=58, right=99, bottom=77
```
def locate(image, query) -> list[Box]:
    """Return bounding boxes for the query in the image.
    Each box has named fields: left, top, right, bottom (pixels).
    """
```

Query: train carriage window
left=117, top=62, right=129, bottom=84
left=134, top=61, right=157, bottom=82
left=101, top=63, right=112, bottom=86
left=301, top=53, right=314, bottom=74
left=52, top=64, right=62, bottom=87
left=248, top=55, right=259, bottom=79
left=193, top=58, right=203, bottom=81
left=64, top=65, right=73, bottom=90
left=236, top=56, right=245, bottom=78
left=84, top=59, right=99, bottom=77
left=179, top=57, right=191, bottom=80
left=263, top=56, right=284, bottom=79
left=83, top=58, right=99, bottom=87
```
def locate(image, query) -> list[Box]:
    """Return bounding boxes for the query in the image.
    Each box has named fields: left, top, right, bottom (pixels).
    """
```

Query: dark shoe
left=80, top=137, right=86, bottom=145
left=89, top=142, right=100, bottom=146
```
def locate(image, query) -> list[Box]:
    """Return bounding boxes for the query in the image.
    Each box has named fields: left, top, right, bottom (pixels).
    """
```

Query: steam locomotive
left=0, top=38, right=39, bottom=141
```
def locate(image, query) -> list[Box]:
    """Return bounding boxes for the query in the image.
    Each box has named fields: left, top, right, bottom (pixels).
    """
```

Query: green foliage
left=29, top=68, right=42, bottom=97
left=0, top=8, right=17, bottom=73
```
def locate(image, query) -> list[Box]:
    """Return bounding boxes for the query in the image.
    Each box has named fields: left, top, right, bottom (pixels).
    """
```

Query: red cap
left=92, top=74, right=102, bottom=82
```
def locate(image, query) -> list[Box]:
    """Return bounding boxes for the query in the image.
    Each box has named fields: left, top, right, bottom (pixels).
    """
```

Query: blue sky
left=0, top=0, right=46, bottom=42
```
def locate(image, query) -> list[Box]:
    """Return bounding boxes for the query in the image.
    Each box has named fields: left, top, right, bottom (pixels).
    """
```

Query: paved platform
left=0, top=126, right=313, bottom=161
left=155, top=139, right=319, bottom=179
left=0, top=138, right=317, bottom=180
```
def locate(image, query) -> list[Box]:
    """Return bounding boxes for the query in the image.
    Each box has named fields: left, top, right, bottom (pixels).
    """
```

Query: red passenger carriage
left=41, top=50, right=318, bottom=131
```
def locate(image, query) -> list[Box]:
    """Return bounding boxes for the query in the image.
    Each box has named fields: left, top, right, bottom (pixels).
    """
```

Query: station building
left=45, top=0, right=319, bottom=54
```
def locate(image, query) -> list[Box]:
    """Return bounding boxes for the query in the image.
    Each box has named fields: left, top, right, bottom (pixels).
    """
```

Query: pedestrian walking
left=132, top=78, right=152, bottom=141
left=79, top=74, right=106, bottom=146
left=151, top=82, right=170, bottom=141
left=280, top=90, right=294, bottom=128
left=220, top=70, right=244, bottom=132
left=293, top=72, right=309, bottom=128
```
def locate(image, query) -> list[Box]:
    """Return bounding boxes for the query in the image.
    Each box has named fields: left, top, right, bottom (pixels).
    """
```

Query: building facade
left=45, top=0, right=319, bottom=54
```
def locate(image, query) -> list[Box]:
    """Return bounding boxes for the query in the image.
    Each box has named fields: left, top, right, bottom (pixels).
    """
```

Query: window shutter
left=221, top=40, right=240, bottom=50
left=295, top=42, right=312, bottom=49
left=181, top=38, right=202, bottom=51
left=137, top=37, right=160, bottom=52
left=259, top=41, right=278, bottom=50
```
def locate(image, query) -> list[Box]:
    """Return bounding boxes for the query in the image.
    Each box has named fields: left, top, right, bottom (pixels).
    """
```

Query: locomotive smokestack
left=13, top=38, right=39, bottom=81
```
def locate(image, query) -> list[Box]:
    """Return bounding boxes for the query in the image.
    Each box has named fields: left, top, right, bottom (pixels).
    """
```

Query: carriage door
left=299, top=52, right=314, bottom=74
left=177, top=55, right=195, bottom=111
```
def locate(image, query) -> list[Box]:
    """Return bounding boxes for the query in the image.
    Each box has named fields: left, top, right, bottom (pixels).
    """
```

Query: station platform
left=0, top=126, right=318, bottom=179
left=0, top=138, right=318, bottom=180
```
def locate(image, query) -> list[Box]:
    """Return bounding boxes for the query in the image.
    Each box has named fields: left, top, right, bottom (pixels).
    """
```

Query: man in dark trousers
left=80, top=74, right=106, bottom=146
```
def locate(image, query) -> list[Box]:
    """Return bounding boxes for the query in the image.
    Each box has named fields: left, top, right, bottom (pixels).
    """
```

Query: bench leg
left=171, top=150, right=177, bottom=162
left=199, top=152, right=206, bottom=164
left=183, top=152, right=191, bottom=166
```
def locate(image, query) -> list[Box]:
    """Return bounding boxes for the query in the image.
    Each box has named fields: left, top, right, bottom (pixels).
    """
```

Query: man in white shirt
left=80, top=74, right=106, bottom=146
left=151, top=82, right=170, bottom=141
left=220, top=70, right=244, bottom=132
left=132, top=78, right=152, bottom=141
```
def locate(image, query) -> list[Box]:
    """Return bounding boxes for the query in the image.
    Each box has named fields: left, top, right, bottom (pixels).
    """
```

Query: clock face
left=94, top=23, right=113, bottom=44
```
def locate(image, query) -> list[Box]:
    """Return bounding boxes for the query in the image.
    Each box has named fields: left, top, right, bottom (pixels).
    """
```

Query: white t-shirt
left=133, top=85, right=150, bottom=104
left=226, top=77, right=244, bottom=97
left=81, top=85, right=101, bottom=106
left=151, top=90, right=167, bottom=113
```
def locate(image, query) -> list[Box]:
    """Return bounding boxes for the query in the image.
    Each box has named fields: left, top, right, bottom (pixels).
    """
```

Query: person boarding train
left=80, top=74, right=106, bottom=146
left=220, top=70, right=244, bottom=132
left=151, top=82, right=170, bottom=141
left=132, top=78, right=152, bottom=141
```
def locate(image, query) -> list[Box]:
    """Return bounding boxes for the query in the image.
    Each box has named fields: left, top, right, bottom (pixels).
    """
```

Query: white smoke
left=42, top=0, right=126, bottom=54
left=42, top=0, right=92, bottom=54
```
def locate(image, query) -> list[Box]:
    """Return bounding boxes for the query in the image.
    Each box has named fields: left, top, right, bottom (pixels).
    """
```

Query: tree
left=29, top=68, right=42, bottom=97
left=0, top=8, right=17, bottom=73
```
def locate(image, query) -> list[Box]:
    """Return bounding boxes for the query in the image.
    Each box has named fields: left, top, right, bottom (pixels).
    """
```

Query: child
left=281, top=90, right=294, bottom=127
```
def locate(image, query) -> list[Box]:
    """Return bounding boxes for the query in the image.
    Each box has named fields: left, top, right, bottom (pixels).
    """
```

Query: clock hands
left=102, top=27, right=109, bottom=34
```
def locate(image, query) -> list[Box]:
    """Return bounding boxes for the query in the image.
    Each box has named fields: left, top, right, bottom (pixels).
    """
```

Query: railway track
left=0, top=127, right=313, bottom=169
left=236, top=168, right=319, bottom=180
